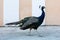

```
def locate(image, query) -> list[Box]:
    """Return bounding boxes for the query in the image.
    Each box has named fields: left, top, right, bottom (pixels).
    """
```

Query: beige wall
left=46, top=0, right=60, bottom=25
left=19, top=0, right=32, bottom=19
left=0, top=0, right=3, bottom=26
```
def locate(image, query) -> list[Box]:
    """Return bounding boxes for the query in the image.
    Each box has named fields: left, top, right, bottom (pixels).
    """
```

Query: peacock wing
left=20, top=17, right=39, bottom=30
left=18, top=17, right=31, bottom=27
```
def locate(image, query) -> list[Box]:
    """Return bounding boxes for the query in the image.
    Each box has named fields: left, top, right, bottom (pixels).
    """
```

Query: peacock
left=6, top=6, right=45, bottom=35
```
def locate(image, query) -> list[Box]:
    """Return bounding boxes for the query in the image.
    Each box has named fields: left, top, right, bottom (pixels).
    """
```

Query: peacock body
left=6, top=6, right=45, bottom=31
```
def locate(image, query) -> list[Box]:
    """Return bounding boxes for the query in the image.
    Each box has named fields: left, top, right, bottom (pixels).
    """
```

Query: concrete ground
left=0, top=26, right=60, bottom=40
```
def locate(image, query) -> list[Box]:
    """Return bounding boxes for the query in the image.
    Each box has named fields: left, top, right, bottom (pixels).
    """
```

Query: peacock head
left=39, top=5, right=45, bottom=10
left=41, top=6, right=45, bottom=10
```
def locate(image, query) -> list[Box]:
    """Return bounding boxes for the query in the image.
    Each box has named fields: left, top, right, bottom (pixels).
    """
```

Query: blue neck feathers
left=38, top=8, right=45, bottom=20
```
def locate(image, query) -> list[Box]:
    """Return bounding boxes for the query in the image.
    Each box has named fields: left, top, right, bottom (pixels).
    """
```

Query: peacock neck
left=38, top=9, right=45, bottom=20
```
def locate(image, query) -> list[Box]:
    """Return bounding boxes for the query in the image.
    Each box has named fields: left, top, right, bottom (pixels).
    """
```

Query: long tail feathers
left=5, top=21, right=20, bottom=25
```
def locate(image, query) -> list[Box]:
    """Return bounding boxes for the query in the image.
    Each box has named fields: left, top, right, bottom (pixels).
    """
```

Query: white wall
left=4, top=0, right=19, bottom=25
left=32, top=0, right=45, bottom=25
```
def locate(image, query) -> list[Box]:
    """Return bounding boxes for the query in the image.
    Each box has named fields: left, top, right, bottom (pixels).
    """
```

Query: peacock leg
left=30, top=28, right=32, bottom=35
left=28, top=28, right=32, bottom=36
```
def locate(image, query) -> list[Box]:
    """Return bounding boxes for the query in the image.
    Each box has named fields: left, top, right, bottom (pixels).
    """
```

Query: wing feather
left=21, top=17, right=38, bottom=28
